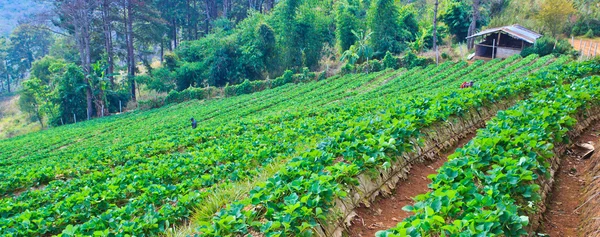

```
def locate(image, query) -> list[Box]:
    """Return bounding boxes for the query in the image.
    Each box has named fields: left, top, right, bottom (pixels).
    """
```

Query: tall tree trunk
left=172, top=18, right=178, bottom=50
left=6, top=69, right=10, bottom=93
left=126, top=0, right=136, bottom=101
left=204, top=0, right=217, bottom=34
left=186, top=0, right=191, bottom=40
left=223, top=0, right=229, bottom=18
left=433, top=0, right=439, bottom=65
left=102, top=0, right=115, bottom=88
left=467, top=0, right=480, bottom=50
left=265, top=0, right=274, bottom=12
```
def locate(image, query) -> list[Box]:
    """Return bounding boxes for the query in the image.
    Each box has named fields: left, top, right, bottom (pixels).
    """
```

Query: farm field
left=3, top=55, right=599, bottom=237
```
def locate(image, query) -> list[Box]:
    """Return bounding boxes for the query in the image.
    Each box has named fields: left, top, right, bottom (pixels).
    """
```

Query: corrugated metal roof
left=466, top=24, right=542, bottom=43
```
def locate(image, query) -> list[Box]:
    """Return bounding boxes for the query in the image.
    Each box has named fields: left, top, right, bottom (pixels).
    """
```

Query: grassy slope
left=0, top=94, right=41, bottom=139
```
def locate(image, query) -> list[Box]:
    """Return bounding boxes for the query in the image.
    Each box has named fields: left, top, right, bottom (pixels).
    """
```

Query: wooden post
left=119, top=100, right=122, bottom=113
left=521, top=40, right=524, bottom=50
left=589, top=42, right=594, bottom=59
left=492, top=39, right=496, bottom=59
left=74, top=113, right=77, bottom=123
left=497, top=33, right=501, bottom=46
left=581, top=41, right=587, bottom=61
left=595, top=43, right=598, bottom=58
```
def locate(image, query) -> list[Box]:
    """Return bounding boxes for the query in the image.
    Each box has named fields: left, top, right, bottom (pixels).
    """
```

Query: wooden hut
left=466, top=24, right=542, bottom=59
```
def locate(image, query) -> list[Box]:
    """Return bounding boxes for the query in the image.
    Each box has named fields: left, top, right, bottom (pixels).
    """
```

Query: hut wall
left=496, top=47, right=521, bottom=58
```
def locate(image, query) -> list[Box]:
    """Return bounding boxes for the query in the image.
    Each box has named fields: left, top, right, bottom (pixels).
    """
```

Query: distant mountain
left=0, top=0, right=48, bottom=36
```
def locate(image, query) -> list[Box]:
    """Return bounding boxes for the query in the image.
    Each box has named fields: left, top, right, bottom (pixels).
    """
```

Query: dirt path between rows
left=347, top=133, right=477, bottom=236
left=540, top=120, right=600, bottom=237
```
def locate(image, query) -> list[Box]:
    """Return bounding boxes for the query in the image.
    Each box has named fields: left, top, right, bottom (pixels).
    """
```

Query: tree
left=335, top=0, right=362, bottom=53
left=101, top=0, right=116, bottom=88
left=19, top=78, right=49, bottom=128
left=433, top=0, right=439, bottom=65
left=439, top=0, right=471, bottom=42
left=54, top=0, right=97, bottom=120
left=368, top=0, right=413, bottom=56
left=8, top=24, right=53, bottom=84
left=537, top=0, right=576, bottom=37
left=124, top=0, right=137, bottom=102
left=467, top=0, right=480, bottom=49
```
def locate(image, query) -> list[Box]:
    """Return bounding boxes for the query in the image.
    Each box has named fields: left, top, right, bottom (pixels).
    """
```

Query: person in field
left=191, top=118, right=197, bottom=129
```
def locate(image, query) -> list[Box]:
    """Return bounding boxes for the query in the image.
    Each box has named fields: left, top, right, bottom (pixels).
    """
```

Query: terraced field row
left=0, top=55, right=567, bottom=236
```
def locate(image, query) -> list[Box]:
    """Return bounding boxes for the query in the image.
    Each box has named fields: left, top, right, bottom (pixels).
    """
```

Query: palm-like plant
left=340, top=30, right=373, bottom=68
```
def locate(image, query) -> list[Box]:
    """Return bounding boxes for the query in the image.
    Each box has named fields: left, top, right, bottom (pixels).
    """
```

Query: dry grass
left=164, top=161, right=288, bottom=237
left=0, top=94, right=42, bottom=139
left=571, top=37, right=600, bottom=58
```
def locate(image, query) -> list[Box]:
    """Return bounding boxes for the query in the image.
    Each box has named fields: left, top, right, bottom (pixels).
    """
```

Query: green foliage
left=439, top=0, right=471, bottom=42
left=197, top=55, right=590, bottom=237
left=571, top=18, right=600, bottom=37
left=382, top=51, right=399, bottom=69
left=335, top=0, right=364, bottom=53
left=585, top=29, right=595, bottom=38
left=521, top=36, right=578, bottom=58
left=340, top=30, right=373, bottom=65
left=379, top=60, right=600, bottom=236
left=18, top=78, right=45, bottom=127
left=400, top=51, right=432, bottom=69
left=368, top=0, right=416, bottom=56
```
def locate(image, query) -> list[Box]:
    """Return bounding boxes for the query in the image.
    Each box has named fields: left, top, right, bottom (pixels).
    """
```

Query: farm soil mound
left=541, top=120, right=600, bottom=236
left=347, top=133, right=476, bottom=237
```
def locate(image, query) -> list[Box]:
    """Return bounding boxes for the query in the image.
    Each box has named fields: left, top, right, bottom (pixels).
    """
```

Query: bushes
left=151, top=69, right=318, bottom=108
left=383, top=51, right=399, bottom=69
left=571, top=18, right=600, bottom=37
left=400, top=51, right=433, bottom=69
left=521, top=36, right=578, bottom=58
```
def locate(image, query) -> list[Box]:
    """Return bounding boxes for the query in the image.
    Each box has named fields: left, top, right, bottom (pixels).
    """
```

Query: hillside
left=3, top=54, right=591, bottom=236
left=0, top=0, right=47, bottom=36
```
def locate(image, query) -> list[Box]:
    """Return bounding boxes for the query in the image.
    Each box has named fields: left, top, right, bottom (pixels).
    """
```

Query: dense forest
left=0, top=0, right=598, bottom=131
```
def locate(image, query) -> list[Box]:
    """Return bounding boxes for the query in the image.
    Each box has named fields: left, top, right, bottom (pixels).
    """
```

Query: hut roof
left=466, top=24, right=542, bottom=43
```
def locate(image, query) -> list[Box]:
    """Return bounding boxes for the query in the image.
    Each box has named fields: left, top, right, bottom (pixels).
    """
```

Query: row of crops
left=195, top=55, right=589, bottom=236
left=0, top=55, right=566, bottom=236
left=379, top=62, right=600, bottom=236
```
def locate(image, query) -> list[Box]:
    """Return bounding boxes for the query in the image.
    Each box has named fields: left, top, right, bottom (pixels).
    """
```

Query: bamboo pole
left=492, top=39, right=496, bottom=59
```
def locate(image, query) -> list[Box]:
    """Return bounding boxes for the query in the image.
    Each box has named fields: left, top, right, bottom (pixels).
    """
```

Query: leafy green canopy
left=367, top=0, right=417, bottom=57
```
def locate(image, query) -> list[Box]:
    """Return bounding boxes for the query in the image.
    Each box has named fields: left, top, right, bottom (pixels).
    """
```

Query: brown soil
left=347, top=133, right=476, bottom=237
left=540, top=121, right=600, bottom=237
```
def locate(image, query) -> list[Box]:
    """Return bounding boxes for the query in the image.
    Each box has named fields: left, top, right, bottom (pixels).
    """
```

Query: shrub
left=341, top=63, right=354, bottom=75
left=383, top=51, right=399, bottom=69
left=585, top=29, right=595, bottom=38
left=400, top=51, right=431, bottom=69
left=521, top=36, right=577, bottom=58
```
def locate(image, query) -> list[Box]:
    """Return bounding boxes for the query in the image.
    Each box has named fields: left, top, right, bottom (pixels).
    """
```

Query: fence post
left=73, top=113, right=76, bottom=123
left=119, top=100, right=122, bottom=113
left=101, top=105, right=104, bottom=117
left=595, top=43, right=598, bottom=58
left=581, top=41, right=587, bottom=61
left=590, top=42, right=595, bottom=59
left=87, top=108, right=89, bottom=121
